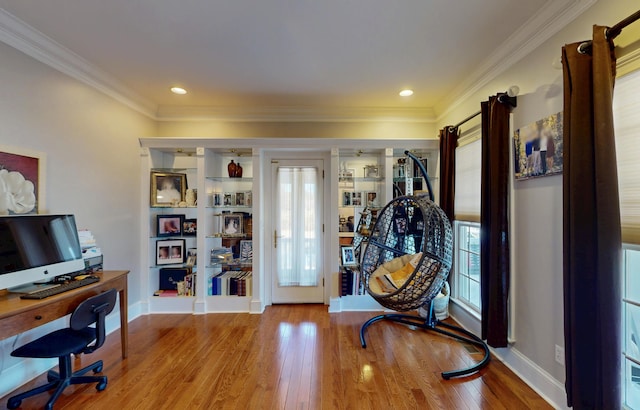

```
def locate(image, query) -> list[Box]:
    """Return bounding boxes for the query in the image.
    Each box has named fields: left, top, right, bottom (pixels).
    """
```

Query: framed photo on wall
left=156, top=239, right=186, bottom=265
left=156, top=214, right=184, bottom=237
left=151, top=171, right=186, bottom=207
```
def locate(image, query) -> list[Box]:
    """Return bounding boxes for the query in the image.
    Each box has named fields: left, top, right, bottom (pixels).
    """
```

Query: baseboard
left=490, top=346, right=569, bottom=410
left=448, top=303, right=568, bottom=410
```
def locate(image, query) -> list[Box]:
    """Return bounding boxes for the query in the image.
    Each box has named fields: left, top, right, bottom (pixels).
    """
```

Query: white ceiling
left=0, top=1, right=593, bottom=120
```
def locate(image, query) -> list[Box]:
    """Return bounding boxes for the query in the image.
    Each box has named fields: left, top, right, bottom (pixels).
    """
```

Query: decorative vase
left=227, top=160, right=237, bottom=177
left=235, top=163, right=243, bottom=178
left=186, top=189, right=197, bottom=207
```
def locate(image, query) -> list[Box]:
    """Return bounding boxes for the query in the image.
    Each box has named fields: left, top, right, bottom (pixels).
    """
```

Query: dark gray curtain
left=480, top=96, right=511, bottom=348
left=439, top=126, right=458, bottom=223
left=562, top=26, right=622, bottom=409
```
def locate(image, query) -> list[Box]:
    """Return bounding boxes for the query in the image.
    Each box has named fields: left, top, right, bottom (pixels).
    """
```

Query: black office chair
left=7, top=288, right=118, bottom=410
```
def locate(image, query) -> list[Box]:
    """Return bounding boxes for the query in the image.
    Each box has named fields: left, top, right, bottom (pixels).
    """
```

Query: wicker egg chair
left=359, top=151, right=490, bottom=379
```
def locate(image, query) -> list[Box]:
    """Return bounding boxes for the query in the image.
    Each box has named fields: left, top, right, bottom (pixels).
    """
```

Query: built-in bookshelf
left=204, top=149, right=254, bottom=312
left=140, top=139, right=439, bottom=315
left=142, top=148, right=200, bottom=313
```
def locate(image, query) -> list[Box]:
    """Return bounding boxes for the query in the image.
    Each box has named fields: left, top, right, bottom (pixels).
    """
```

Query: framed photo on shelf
left=342, top=191, right=352, bottom=206
left=150, top=171, right=186, bottom=207
left=245, top=191, right=252, bottom=207
left=366, top=191, right=378, bottom=207
left=235, top=192, right=245, bottom=206
left=365, top=165, right=380, bottom=178
left=182, top=218, right=197, bottom=236
left=223, top=192, right=234, bottom=206
left=156, top=214, right=183, bottom=237
left=339, top=169, right=355, bottom=188
left=222, top=214, right=243, bottom=235
left=156, top=239, right=185, bottom=265
left=341, top=246, right=357, bottom=266
left=240, top=240, right=253, bottom=260
left=352, top=192, right=362, bottom=206
left=213, top=193, right=222, bottom=206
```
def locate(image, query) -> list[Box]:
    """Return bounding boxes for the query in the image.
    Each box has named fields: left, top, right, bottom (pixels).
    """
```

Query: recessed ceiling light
left=399, top=89, right=414, bottom=97
left=171, top=86, right=187, bottom=95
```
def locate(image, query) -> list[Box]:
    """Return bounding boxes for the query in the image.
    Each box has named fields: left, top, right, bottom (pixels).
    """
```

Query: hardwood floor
left=2, top=305, right=552, bottom=409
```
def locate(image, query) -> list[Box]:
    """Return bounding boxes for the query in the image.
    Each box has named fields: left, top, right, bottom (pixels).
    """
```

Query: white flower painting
left=0, top=149, right=41, bottom=215
left=0, top=169, right=36, bottom=215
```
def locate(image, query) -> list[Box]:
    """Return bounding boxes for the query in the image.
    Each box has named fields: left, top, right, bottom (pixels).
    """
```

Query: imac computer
left=0, top=214, right=85, bottom=290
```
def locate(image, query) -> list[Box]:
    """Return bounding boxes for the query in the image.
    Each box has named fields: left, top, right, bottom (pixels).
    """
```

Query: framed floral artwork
left=0, top=145, right=45, bottom=214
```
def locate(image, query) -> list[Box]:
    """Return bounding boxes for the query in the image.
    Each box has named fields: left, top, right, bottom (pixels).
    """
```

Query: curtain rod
left=447, top=91, right=518, bottom=133
left=578, top=8, right=640, bottom=53
left=449, top=111, right=481, bottom=132
left=608, top=8, right=640, bottom=40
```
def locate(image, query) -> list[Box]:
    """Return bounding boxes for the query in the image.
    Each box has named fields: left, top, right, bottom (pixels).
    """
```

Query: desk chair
left=7, top=288, right=118, bottom=410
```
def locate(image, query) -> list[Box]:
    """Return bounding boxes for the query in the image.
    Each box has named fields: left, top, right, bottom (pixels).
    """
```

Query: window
left=615, top=67, right=640, bottom=410
left=452, top=134, right=482, bottom=313
left=453, top=221, right=481, bottom=312
left=622, top=246, right=640, bottom=409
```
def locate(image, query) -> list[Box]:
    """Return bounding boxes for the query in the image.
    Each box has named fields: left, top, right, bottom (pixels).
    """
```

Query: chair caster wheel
left=94, top=365, right=103, bottom=373
left=7, top=397, right=21, bottom=409
left=96, top=381, right=107, bottom=391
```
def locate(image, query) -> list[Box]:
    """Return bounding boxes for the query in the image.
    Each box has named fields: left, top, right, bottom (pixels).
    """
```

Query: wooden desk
left=0, top=270, right=129, bottom=359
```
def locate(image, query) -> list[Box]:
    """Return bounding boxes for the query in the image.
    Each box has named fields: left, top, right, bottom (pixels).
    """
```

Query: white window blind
left=454, top=138, right=481, bottom=222
left=613, top=69, right=640, bottom=244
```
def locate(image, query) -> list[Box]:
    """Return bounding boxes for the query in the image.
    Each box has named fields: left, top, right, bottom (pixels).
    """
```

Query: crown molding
left=0, top=8, right=157, bottom=118
left=436, top=0, right=598, bottom=123
left=0, top=1, right=597, bottom=123
left=617, top=46, right=640, bottom=77
left=155, top=105, right=436, bottom=123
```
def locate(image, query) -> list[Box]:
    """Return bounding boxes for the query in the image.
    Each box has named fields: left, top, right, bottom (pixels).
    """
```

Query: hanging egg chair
left=359, top=151, right=490, bottom=379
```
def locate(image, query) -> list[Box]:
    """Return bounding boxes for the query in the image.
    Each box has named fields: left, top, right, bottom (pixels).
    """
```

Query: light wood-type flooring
left=2, top=304, right=553, bottom=409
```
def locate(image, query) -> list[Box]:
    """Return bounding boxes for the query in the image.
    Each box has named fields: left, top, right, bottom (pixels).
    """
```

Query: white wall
left=0, top=41, right=155, bottom=396
left=439, top=0, right=640, bottom=408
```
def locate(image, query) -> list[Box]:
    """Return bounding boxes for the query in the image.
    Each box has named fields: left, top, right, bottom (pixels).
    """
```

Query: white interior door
left=271, top=159, right=324, bottom=303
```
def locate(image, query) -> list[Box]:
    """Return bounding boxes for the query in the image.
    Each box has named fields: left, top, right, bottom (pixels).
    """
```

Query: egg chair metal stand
left=358, top=151, right=490, bottom=379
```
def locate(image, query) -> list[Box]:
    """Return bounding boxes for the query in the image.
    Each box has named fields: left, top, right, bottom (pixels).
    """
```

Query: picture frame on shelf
left=341, top=246, right=357, bottom=266
left=151, top=171, right=186, bottom=207
left=182, top=218, right=197, bottom=236
left=213, top=193, right=222, bottom=206
left=366, top=191, right=378, bottom=207
left=245, top=191, right=252, bottom=207
left=240, top=240, right=253, bottom=261
left=223, top=192, right=234, bottom=206
left=342, top=191, right=352, bottom=206
left=364, top=165, right=380, bottom=178
left=352, top=192, right=362, bottom=206
left=235, top=192, right=245, bottom=206
left=222, top=214, right=243, bottom=235
left=156, top=214, right=184, bottom=237
left=156, top=239, right=186, bottom=265
left=339, top=169, right=355, bottom=188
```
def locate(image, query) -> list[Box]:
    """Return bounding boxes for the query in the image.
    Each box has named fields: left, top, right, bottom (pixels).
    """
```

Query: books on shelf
left=210, top=270, right=252, bottom=296
left=340, top=266, right=363, bottom=296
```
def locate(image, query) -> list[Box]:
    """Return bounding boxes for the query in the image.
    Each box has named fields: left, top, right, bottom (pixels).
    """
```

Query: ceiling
left=0, top=1, right=592, bottom=120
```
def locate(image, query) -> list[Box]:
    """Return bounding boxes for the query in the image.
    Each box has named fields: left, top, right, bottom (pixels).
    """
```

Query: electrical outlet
left=555, top=345, right=565, bottom=366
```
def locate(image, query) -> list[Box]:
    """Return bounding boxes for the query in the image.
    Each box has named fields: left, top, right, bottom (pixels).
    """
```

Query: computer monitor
left=0, top=214, right=84, bottom=290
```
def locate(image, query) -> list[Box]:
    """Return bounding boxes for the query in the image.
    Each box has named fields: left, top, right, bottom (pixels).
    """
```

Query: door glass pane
left=276, top=166, right=320, bottom=287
